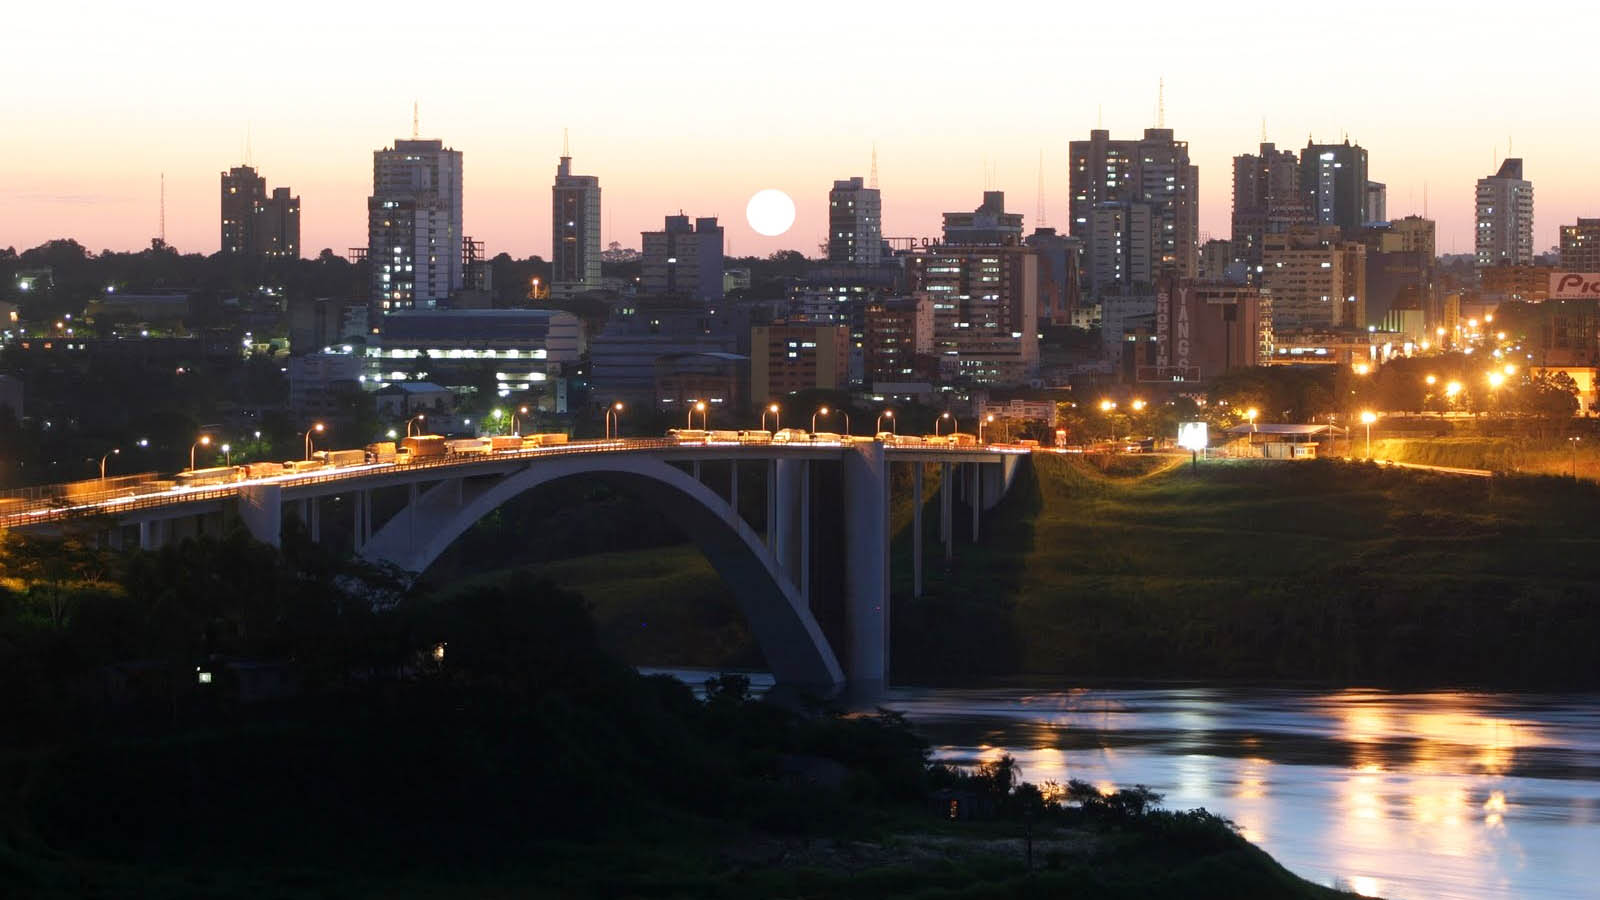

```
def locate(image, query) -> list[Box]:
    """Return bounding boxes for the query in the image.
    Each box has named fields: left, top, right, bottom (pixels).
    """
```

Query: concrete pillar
left=408, top=482, right=418, bottom=552
left=309, top=495, right=321, bottom=543
left=352, top=492, right=365, bottom=552
left=941, top=462, right=953, bottom=562
left=764, top=459, right=777, bottom=549
left=774, top=457, right=804, bottom=583
left=237, top=483, right=283, bottom=547
left=692, top=459, right=702, bottom=482
left=138, top=520, right=156, bottom=551
left=800, top=460, right=811, bottom=606
left=729, top=461, right=739, bottom=525
left=912, top=463, right=923, bottom=598
left=969, top=463, right=980, bottom=542
left=842, top=442, right=890, bottom=698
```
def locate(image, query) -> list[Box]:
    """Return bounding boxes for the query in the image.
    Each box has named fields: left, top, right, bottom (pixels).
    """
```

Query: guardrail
left=0, top=437, right=1032, bottom=530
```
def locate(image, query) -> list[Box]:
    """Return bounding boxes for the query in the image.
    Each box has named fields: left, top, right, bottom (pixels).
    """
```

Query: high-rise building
left=943, top=190, right=1024, bottom=245
left=863, top=295, right=935, bottom=386
left=641, top=214, right=724, bottom=302
left=368, top=138, right=464, bottom=312
left=1261, top=226, right=1366, bottom=330
left=1126, top=274, right=1272, bottom=382
left=1475, top=158, right=1534, bottom=269
left=1231, top=142, right=1309, bottom=271
left=1024, top=227, right=1082, bottom=326
left=828, top=177, right=882, bottom=266
left=1299, top=140, right=1369, bottom=237
left=1069, top=128, right=1198, bottom=296
left=1364, top=182, right=1387, bottom=227
left=904, top=243, right=1039, bottom=384
left=1561, top=218, right=1600, bottom=272
left=220, top=165, right=299, bottom=258
left=552, top=155, right=601, bottom=293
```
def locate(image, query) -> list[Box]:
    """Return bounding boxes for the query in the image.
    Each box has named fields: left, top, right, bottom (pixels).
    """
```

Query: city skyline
left=4, top=1, right=1594, bottom=259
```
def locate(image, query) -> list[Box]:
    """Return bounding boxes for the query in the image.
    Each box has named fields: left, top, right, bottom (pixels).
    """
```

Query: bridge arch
left=357, top=453, right=845, bottom=695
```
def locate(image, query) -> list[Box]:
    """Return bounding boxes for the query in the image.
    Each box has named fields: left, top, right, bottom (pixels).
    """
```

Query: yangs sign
left=1550, top=273, right=1600, bottom=300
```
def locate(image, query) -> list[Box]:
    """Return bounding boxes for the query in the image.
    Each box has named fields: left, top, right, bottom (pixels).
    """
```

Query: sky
left=3, top=0, right=1595, bottom=261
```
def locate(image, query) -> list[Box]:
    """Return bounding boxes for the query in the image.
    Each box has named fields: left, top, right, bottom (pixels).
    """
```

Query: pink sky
left=4, top=1, right=1594, bottom=262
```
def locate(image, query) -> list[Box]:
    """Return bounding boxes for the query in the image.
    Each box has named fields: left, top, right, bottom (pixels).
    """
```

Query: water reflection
left=887, top=686, right=1600, bottom=899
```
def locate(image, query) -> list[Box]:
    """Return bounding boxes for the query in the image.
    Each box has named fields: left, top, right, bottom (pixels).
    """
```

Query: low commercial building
left=655, top=351, right=743, bottom=411
left=367, top=309, right=582, bottom=399
left=750, top=322, right=849, bottom=406
left=289, top=352, right=362, bottom=418
left=588, top=301, right=742, bottom=409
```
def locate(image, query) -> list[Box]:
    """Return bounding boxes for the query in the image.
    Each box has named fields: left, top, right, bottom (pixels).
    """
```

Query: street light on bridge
left=189, top=435, right=211, bottom=472
left=979, top=413, right=996, bottom=444
left=761, top=403, right=781, bottom=432
left=221, top=443, right=231, bottom=467
left=303, top=422, right=325, bottom=460
left=876, top=409, right=895, bottom=435
left=935, top=411, right=954, bottom=437
left=688, top=400, right=708, bottom=430
left=512, top=405, right=531, bottom=436
left=605, top=402, right=624, bottom=439
left=405, top=414, right=426, bottom=438
left=99, top=447, right=119, bottom=481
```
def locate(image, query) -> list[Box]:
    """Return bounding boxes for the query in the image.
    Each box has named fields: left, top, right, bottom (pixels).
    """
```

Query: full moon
left=745, top=189, right=796, bottom=237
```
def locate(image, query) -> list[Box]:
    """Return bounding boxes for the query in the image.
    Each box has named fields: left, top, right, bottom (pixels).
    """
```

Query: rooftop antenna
left=1157, top=76, right=1165, bottom=128
left=1036, top=148, right=1046, bottom=227
left=245, top=122, right=253, bottom=166
left=412, top=101, right=419, bottom=139
left=869, top=142, right=879, bottom=189
left=1261, top=117, right=1267, bottom=144
left=1424, top=181, right=1429, bottom=219
left=1097, top=104, right=1103, bottom=129
left=159, top=173, right=166, bottom=246
left=563, top=127, right=570, bottom=157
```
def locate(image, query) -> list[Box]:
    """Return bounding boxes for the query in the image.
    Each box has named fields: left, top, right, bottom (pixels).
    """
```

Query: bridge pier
left=729, top=461, right=739, bottom=525
left=237, top=483, right=283, bottom=548
left=912, top=463, right=923, bottom=598
left=941, top=461, right=953, bottom=561
left=842, top=442, right=889, bottom=698
left=970, top=462, right=981, bottom=542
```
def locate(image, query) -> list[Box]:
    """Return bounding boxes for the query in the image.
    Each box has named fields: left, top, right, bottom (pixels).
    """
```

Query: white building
left=1475, top=158, right=1533, bottom=269
left=828, top=176, right=882, bottom=267
left=369, top=138, right=464, bottom=311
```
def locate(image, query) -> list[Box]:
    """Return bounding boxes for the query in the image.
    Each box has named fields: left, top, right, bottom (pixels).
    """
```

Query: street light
left=1487, top=371, right=1506, bottom=389
left=1130, top=399, right=1147, bottom=412
left=303, top=422, right=325, bottom=460
left=605, top=402, right=624, bottom=439
left=406, top=414, right=426, bottom=438
left=1425, top=374, right=1437, bottom=386
left=761, top=403, right=781, bottom=432
left=1245, top=408, right=1259, bottom=433
left=1445, top=380, right=1463, bottom=399
left=1099, top=399, right=1116, bottom=412
left=813, top=406, right=828, bottom=433
left=979, top=413, right=996, bottom=444
left=99, top=448, right=120, bottom=481
left=221, top=443, right=231, bottom=467
left=512, top=405, right=531, bottom=436
left=688, top=400, right=708, bottom=430
left=1359, top=411, right=1377, bottom=458
left=189, top=435, right=212, bottom=471
left=1353, top=362, right=1372, bottom=375
left=1571, top=435, right=1582, bottom=479
left=935, top=411, right=954, bottom=436
left=876, top=409, right=896, bottom=435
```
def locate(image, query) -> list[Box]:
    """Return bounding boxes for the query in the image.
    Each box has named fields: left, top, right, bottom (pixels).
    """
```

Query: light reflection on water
left=640, top=672, right=1600, bottom=898
left=887, top=686, right=1600, bottom=900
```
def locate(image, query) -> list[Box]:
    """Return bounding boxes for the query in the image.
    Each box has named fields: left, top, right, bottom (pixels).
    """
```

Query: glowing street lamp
left=935, top=411, right=954, bottom=436
left=1425, top=374, right=1437, bottom=386
left=1245, top=408, right=1259, bottom=433
left=99, top=447, right=120, bottom=481
left=812, top=406, right=829, bottom=433
left=1099, top=399, right=1117, bottom=412
left=605, top=402, right=624, bottom=439
left=688, top=400, right=708, bottom=430
left=512, top=405, right=531, bottom=436
left=1487, top=371, right=1506, bottom=389
left=406, top=414, right=427, bottom=437
left=1130, top=399, right=1147, bottom=412
left=979, top=413, right=997, bottom=444
left=1352, top=362, right=1372, bottom=375
left=876, top=409, right=896, bottom=435
left=1503, top=363, right=1516, bottom=376
left=303, top=422, right=325, bottom=460
left=189, top=435, right=211, bottom=471
left=1571, top=436, right=1582, bottom=479
left=221, top=443, right=231, bottom=467
left=761, top=403, right=781, bottom=432
left=1359, top=411, right=1377, bottom=458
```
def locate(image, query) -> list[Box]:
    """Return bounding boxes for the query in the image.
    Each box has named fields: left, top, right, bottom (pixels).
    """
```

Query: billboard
left=1550, top=273, right=1600, bottom=300
left=1177, top=422, right=1208, bottom=452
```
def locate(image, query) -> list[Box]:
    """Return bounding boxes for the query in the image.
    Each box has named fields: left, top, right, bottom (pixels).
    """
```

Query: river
left=654, top=672, right=1600, bottom=899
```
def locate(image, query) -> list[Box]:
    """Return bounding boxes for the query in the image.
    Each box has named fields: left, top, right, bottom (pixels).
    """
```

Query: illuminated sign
left=1177, top=422, right=1208, bottom=452
left=1550, top=273, right=1600, bottom=300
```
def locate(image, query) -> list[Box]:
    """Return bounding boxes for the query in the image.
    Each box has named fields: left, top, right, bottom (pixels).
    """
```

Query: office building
left=1126, top=275, right=1272, bottom=382
left=905, top=244, right=1039, bottom=384
left=1365, top=182, right=1387, bottom=226
left=289, top=352, right=362, bottom=418
left=366, top=309, right=581, bottom=396
left=1300, top=140, right=1369, bottom=237
left=750, top=322, right=849, bottom=403
left=1024, top=227, right=1082, bottom=325
left=368, top=138, right=464, bottom=311
left=1261, top=226, right=1366, bottom=330
left=1475, top=158, right=1534, bottom=269
left=220, top=165, right=300, bottom=258
left=863, top=295, right=935, bottom=386
left=1363, top=216, right=1437, bottom=327
left=587, top=301, right=742, bottom=409
left=1069, top=128, right=1199, bottom=295
left=1480, top=265, right=1553, bottom=303
left=1560, top=218, right=1600, bottom=272
left=1231, top=142, right=1309, bottom=270
left=943, top=190, right=1025, bottom=245
left=553, top=154, right=602, bottom=293
left=641, top=214, right=724, bottom=302
left=828, top=176, right=882, bottom=266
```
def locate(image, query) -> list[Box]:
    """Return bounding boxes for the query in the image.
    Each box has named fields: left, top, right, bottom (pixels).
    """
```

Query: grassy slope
left=490, top=454, right=1600, bottom=688
left=1370, top=435, right=1600, bottom=480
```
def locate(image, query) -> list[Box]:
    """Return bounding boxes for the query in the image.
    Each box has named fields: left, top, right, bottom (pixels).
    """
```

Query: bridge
left=4, top=437, right=1029, bottom=698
